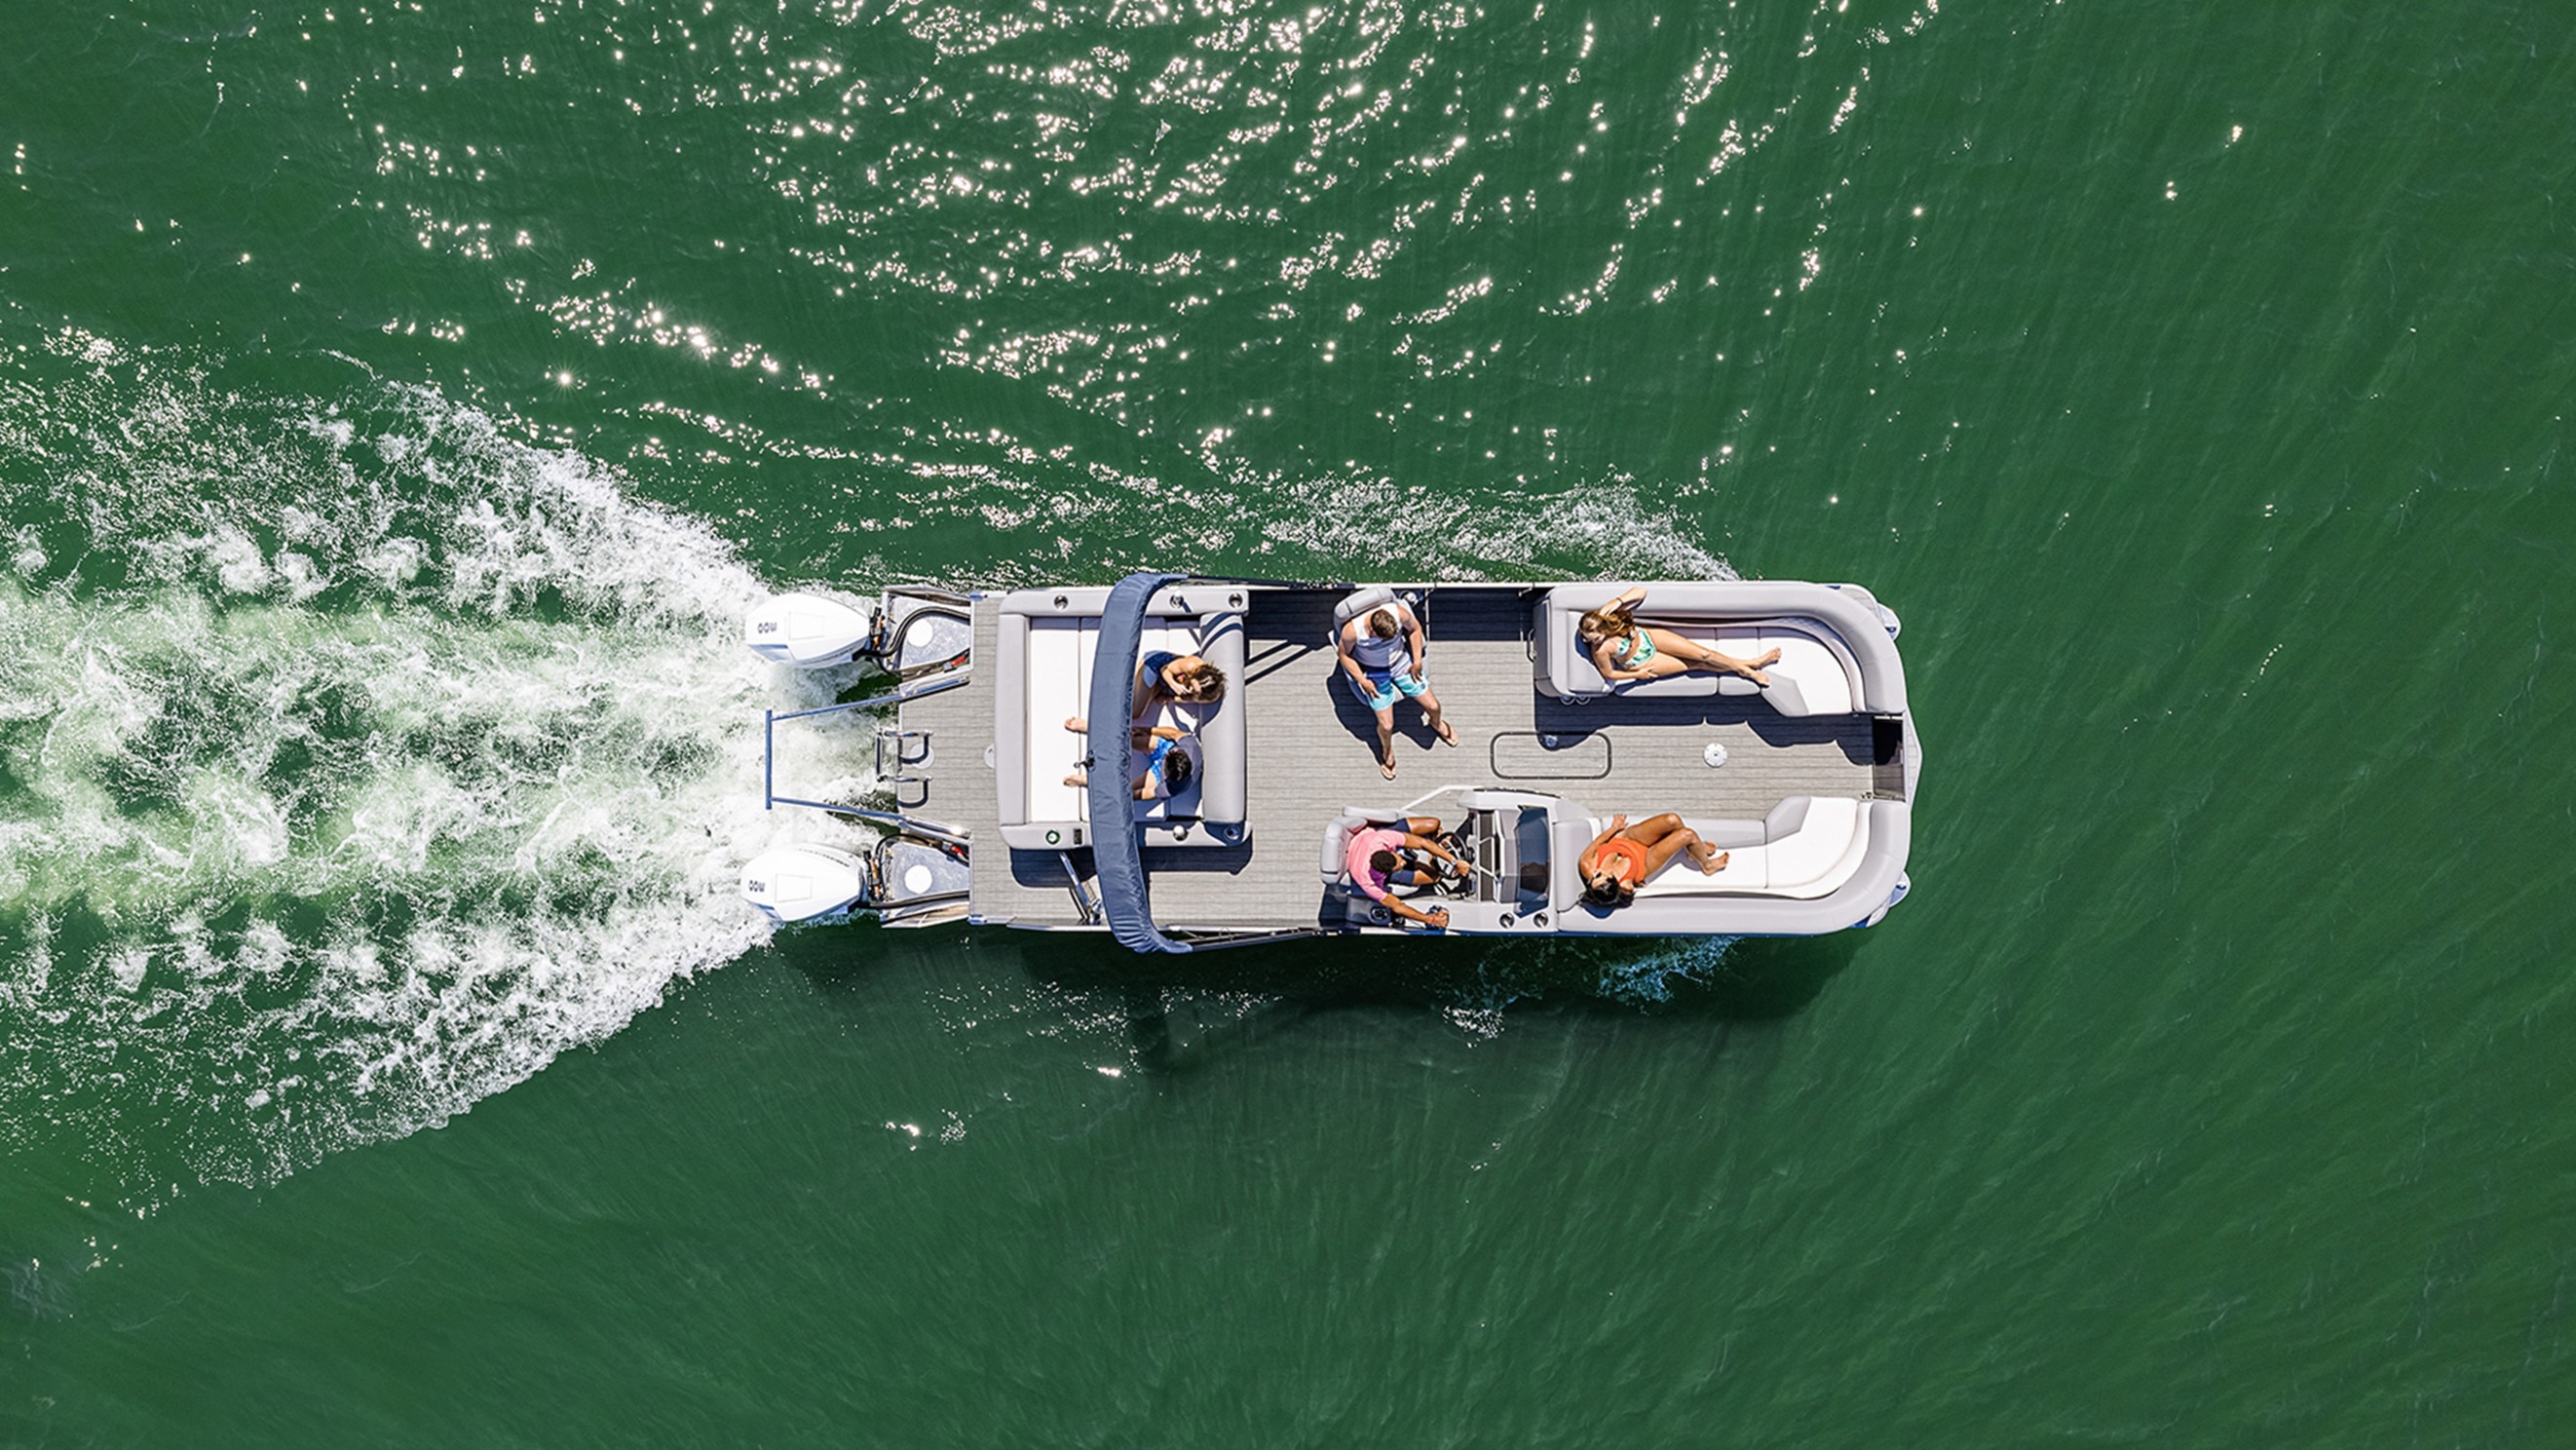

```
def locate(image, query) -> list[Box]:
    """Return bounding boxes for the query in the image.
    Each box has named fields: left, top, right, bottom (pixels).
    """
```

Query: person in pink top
left=1343, top=814, right=1461, bottom=930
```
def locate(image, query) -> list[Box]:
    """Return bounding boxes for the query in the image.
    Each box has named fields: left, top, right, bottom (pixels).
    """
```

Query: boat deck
left=901, top=586, right=1886, bottom=934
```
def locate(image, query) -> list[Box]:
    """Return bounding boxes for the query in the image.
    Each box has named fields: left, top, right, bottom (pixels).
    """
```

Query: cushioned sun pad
left=1023, top=618, right=1210, bottom=823
left=992, top=596, right=1247, bottom=852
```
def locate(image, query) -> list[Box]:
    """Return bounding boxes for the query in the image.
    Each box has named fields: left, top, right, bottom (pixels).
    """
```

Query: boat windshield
left=1514, top=806, right=1551, bottom=915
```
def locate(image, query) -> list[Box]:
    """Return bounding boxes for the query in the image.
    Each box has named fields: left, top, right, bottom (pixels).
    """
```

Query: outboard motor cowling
left=740, top=844, right=871, bottom=923
left=745, top=591, right=879, bottom=667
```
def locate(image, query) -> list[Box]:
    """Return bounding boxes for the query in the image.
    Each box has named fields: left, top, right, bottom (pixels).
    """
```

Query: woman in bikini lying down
left=1576, top=813, right=1725, bottom=909
left=1576, top=586, right=1780, bottom=687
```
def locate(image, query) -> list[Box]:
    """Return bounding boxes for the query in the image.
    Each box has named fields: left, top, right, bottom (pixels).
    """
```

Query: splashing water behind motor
left=0, top=329, right=872, bottom=1193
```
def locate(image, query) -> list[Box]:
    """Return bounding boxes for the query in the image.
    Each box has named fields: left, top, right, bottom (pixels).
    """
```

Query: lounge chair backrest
left=1318, top=806, right=1410, bottom=890
left=1330, top=585, right=1402, bottom=645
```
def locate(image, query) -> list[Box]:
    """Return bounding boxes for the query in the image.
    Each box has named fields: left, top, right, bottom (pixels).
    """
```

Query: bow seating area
left=1545, top=796, right=1912, bottom=935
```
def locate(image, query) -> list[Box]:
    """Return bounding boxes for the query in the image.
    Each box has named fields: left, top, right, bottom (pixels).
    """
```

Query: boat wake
left=0, top=328, right=869, bottom=1193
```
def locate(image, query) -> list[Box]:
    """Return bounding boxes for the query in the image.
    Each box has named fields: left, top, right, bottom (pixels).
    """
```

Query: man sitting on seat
left=1337, top=601, right=1458, bottom=780
left=1343, top=814, right=1459, bottom=930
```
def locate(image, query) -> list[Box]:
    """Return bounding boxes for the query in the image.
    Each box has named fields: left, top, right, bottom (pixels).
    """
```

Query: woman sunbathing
left=1576, top=586, right=1779, bottom=687
left=1576, top=813, right=1725, bottom=909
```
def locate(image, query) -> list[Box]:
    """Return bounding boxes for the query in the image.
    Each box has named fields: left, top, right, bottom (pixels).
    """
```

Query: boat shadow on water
left=783, top=923, right=1869, bottom=1077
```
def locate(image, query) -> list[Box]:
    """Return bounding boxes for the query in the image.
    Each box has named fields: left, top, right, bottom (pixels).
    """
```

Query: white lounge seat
left=1551, top=796, right=1875, bottom=911
left=1019, top=617, right=1211, bottom=825
left=1529, top=582, right=1904, bottom=716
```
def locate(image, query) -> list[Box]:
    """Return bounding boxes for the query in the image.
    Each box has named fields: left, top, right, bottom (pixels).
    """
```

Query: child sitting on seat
left=1062, top=717, right=1196, bottom=801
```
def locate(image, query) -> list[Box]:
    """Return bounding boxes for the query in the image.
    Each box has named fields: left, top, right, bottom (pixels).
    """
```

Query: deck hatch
left=1489, top=729, right=1611, bottom=780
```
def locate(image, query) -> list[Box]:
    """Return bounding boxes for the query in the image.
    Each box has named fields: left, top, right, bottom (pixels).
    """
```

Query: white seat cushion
left=1756, top=627, right=1854, bottom=714
left=1024, top=617, right=1095, bottom=823
left=1024, top=619, right=1207, bottom=823
left=1648, top=621, right=1854, bottom=714
left=1760, top=795, right=1867, bottom=896
left=1587, top=797, right=1868, bottom=901
left=1632, top=837, right=1768, bottom=894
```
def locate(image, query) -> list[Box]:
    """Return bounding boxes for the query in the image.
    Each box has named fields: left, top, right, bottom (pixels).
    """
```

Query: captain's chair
left=1317, top=807, right=1445, bottom=919
left=1328, top=585, right=1413, bottom=646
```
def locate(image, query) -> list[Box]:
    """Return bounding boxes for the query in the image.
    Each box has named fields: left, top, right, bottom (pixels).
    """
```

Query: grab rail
left=763, top=676, right=972, bottom=846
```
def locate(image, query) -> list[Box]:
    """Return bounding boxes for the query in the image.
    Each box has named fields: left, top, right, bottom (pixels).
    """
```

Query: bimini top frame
left=1084, top=570, right=1338, bottom=955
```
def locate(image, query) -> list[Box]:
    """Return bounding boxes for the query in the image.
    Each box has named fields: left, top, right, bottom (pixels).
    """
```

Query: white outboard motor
left=745, top=591, right=879, bottom=668
left=740, top=844, right=870, bottom=924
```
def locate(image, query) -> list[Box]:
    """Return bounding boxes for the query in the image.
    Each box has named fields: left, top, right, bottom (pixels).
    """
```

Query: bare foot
left=1063, top=715, right=1088, bottom=734
left=1700, top=850, right=1728, bottom=874
left=1742, top=668, right=1771, bottom=687
left=1062, top=772, right=1087, bottom=788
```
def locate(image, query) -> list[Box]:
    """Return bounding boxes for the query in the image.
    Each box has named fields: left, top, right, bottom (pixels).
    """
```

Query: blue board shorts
left=1348, top=662, right=1428, bottom=712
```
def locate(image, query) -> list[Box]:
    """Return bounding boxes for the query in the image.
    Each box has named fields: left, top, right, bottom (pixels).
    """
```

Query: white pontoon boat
left=739, top=573, right=1916, bottom=953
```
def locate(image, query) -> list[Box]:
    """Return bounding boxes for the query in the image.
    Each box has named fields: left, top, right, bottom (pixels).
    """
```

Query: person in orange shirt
left=1576, top=813, right=1724, bottom=909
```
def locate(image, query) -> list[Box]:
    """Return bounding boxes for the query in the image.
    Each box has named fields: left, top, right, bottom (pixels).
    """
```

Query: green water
left=5, top=0, right=2572, bottom=1442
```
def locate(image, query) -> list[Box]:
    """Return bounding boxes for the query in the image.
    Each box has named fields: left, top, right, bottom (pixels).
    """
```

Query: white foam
left=0, top=342, right=875, bottom=1192
left=1593, top=935, right=1741, bottom=1005
left=1004, top=456, right=1738, bottom=587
